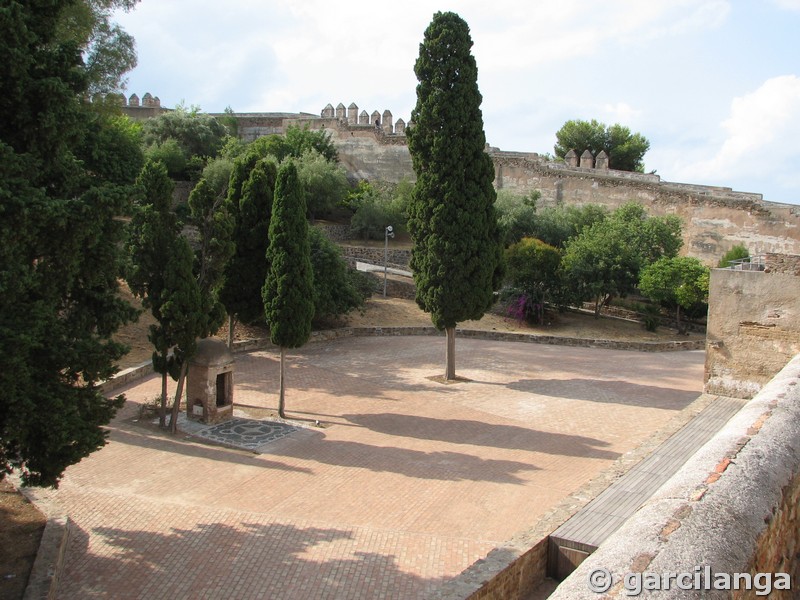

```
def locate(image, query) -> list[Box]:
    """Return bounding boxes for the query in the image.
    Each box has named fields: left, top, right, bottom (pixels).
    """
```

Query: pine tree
left=262, top=162, right=315, bottom=418
left=0, top=1, right=140, bottom=485
left=406, top=11, right=503, bottom=381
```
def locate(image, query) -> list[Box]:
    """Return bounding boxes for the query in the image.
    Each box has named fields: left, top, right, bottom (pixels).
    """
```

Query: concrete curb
left=22, top=516, right=71, bottom=600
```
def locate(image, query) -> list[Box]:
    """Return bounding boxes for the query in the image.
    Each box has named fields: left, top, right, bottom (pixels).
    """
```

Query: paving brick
left=33, top=337, right=704, bottom=599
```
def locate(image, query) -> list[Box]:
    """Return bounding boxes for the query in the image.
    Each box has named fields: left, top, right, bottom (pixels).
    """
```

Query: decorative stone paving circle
left=194, top=418, right=298, bottom=450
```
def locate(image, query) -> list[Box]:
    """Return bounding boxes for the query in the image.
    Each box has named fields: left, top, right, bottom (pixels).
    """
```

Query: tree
left=142, top=106, right=229, bottom=178
left=262, top=162, right=315, bottom=419
left=187, top=177, right=235, bottom=337
left=717, top=244, right=749, bottom=268
left=56, top=0, right=140, bottom=95
left=220, top=157, right=276, bottom=346
left=561, top=203, right=682, bottom=315
left=504, top=238, right=562, bottom=323
left=0, top=0, right=140, bottom=486
left=308, top=227, right=372, bottom=322
left=639, top=257, right=709, bottom=333
left=494, top=190, right=539, bottom=246
left=406, top=11, right=503, bottom=381
left=554, top=119, right=650, bottom=172
left=127, top=160, right=182, bottom=427
left=250, top=124, right=338, bottom=163
left=293, top=150, right=348, bottom=219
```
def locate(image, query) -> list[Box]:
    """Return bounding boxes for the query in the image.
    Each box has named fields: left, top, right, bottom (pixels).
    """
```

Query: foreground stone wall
left=705, top=259, right=800, bottom=399
left=549, top=353, right=800, bottom=599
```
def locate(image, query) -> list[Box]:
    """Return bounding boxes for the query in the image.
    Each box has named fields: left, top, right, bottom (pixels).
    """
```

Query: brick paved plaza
left=34, top=336, right=704, bottom=599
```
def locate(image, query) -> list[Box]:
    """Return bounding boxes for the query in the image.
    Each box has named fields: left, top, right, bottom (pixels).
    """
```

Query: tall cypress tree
left=406, top=11, right=503, bottom=381
left=262, top=161, right=315, bottom=419
left=220, top=156, right=276, bottom=346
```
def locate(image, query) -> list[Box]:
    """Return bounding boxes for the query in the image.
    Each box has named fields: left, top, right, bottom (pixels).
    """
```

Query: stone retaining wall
left=339, top=245, right=411, bottom=267
left=549, top=353, right=800, bottom=599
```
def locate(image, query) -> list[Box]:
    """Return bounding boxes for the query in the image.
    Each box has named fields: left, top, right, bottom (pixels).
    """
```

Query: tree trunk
left=445, top=327, right=456, bottom=381
left=676, top=304, right=683, bottom=335
left=227, top=314, right=236, bottom=350
left=278, top=347, right=287, bottom=419
left=169, top=361, right=188, bottom=433
left=159, top=372, right=168, bottom=428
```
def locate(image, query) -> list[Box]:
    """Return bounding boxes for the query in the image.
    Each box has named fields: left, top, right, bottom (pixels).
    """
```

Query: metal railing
left=724, top=255, right=766, bottom=271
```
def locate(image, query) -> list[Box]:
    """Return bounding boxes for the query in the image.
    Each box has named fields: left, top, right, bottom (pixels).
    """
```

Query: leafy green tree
left=554, top=119, right=650, bottom=172
left=220, top=158, right=276, bottom=345
left=263, top=162, right=315, bottom=418
left=250, top=124, right=338, bottom=163
left=717, top=244, right=749, bottom=268
left=142, top=106, right=229, bottom=177
left=407, top=11, right=503, bottom=380
left=56, top=0, right=139, bottom=95
left=309, top=228, right=372, bottom=322
left=639, top=257, right=709, bottom=333
left=144, top=138, right=187, bottom=179
left=0, top=0, right=140, bottom=486
left=294, top=150, right=348, bottom=219
left=504, top=238, right=562, bottom=323
left=561, top=203, right=682, bottom=315
left=532, top=204, right=609, bottom=249
left=494, top=190, right=539, bottom=246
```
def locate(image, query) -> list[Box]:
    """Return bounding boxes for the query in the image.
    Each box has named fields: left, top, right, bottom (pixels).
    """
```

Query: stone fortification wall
left=489, top=152, right=800, bottom=265
left=221, top=103, right=800, bottom=265
left=549, top=353, right=800, bottom=599
left=705, top=255, right=800, bottom=399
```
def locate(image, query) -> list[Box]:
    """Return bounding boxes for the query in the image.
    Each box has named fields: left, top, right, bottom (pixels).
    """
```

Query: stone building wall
left=705, top=256, right=800, bottom=399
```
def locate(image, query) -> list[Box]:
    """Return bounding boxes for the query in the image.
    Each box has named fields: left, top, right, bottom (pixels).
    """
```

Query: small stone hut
left=187, top=338, right=234, bottom=424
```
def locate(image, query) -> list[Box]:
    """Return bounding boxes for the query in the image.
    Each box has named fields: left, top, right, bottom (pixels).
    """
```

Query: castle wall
left=704, top=256, right=800, bottom=399
left=224, top=106, right=800, bottom=266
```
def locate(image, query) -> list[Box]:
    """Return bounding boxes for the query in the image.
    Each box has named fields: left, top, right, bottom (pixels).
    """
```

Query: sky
left=114, top=0, right=800, bottom=205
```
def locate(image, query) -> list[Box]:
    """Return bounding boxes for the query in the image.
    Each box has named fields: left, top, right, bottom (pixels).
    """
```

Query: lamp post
left=383, top=225, right=394, bottom=298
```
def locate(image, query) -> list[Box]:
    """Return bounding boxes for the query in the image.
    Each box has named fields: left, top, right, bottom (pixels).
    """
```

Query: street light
left=383, top=225, right=394, bottom=298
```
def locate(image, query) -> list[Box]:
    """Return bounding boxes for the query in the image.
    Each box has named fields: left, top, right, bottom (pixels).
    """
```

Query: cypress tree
left=263, top=162, right=315, bottom=418
left=406, top=11, right=503, bottom=381
left=220, top=157, right=276, bottom=346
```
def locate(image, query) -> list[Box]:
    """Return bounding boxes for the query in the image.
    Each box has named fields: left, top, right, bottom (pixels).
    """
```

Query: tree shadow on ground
left=109, top=426, right=314, bottom=474
left=341, top=413, right=618, bottom=460
left=273, top=439, right=541, bottom=484
left=505, top=378, right=698, bottom=410
left=60, top=518, right=452, bottom=600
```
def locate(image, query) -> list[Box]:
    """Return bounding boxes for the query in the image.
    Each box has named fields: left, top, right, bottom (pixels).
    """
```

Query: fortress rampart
left=121, top=95, right=800, bottom=265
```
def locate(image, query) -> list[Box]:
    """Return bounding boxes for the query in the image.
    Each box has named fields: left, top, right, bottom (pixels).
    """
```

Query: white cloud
left=772, top=0, right=800, bottom=12
left=665, top=75, right=800, bottom=199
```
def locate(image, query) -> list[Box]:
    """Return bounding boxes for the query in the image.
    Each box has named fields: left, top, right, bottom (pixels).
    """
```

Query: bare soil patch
left=0, top=480, right=46, bottom=600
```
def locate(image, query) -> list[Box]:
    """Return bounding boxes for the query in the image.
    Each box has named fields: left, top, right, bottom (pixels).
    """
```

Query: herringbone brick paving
left=33, top=337, right=704, bottom=599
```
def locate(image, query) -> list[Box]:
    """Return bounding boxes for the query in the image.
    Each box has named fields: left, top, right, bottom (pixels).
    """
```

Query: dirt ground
left=0, top=480, right=46, bottom=600
left=0, top=285, right=702, bottom=599
left=114, top=289, right=703, bottom=371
